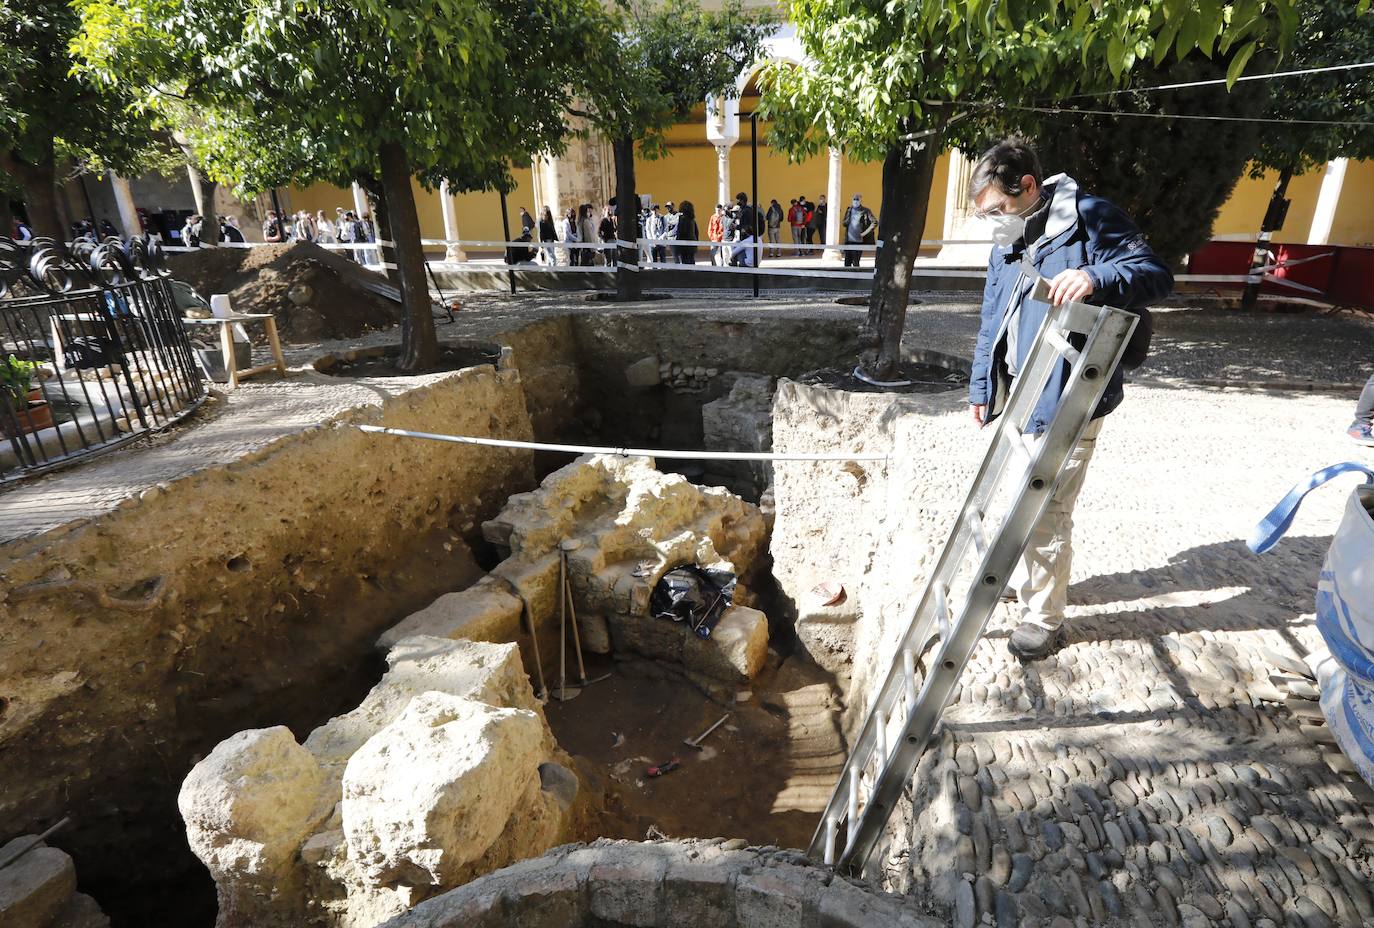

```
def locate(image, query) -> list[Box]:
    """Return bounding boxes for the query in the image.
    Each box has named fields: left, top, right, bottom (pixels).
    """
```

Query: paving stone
left=993, top=891, right=1018, bottom=928
left=1007, top=854, right=1033, bottom=893
left=1041, top=822, right=1063, bottom=852
left=954, top=879, right=976, bottom=928
left=989, top=846, right=1010, bottom=888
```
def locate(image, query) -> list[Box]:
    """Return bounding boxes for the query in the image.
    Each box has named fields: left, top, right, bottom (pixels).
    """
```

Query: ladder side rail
left=806, top=299, right=1121, bottom=862
left=832, top=304, right=1138, bottom=872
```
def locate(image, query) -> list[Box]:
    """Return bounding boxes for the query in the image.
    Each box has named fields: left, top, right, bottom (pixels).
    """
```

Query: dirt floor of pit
left=545, top=653, right=848, bottom=851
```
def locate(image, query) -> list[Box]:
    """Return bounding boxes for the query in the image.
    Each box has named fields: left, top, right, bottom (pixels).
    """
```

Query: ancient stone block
left=736, top=864, right=825, bottom=928
left=578, top=612, right=611, bottom=654
left=305, top=638, right=540, bottom=783
left=663, top=856, right=739, bottom=926
left=624, top=356, right=662, bottom=388
left=606, top=610, right=685, bottom=663
left=682, top=605, right=769, bottom=682
left=341, top=693, right=546, bottom=887
left=0, top=841, right=77, bottom=928
left=178, top=727, right=334, bottom=923
left=376, top=576, right=524, bottom=653
left=50, top=892, right=110, bottom=928
left=587, top=853, right=667, bottom=926
left=491, top=552, right=561, bottom=627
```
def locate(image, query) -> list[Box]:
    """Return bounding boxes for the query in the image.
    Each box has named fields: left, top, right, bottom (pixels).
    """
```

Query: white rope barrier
left=357, top=424, right=891, bottom=461
left=161, top=236, right=1328, bottom=290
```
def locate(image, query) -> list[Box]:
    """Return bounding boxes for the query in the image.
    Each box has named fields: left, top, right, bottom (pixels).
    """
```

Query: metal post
left=751, top=112, right=759, bottom=299
left=499, top=189, right=517, bottom=295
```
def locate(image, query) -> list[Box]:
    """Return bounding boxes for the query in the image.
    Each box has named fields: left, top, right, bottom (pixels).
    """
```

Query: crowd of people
left=505, top=190, right=876, bottom=268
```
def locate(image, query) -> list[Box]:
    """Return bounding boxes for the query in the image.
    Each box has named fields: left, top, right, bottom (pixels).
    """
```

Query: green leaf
left=1107, top=34, right=1125, bottom=79
left=1175, top=11, right=1200, bottom=58
left=1225, top=39, right=1256, bottom=89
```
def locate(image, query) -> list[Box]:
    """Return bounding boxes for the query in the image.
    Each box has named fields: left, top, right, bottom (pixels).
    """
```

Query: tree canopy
left=1, top=0, right=164, bottom=238
left=1249, top=0, right=1374, bottom=175
left=76, top=0, right=608, bottom=368
left=760, top=0, right=1302, bottom=377
left=576, top=0, right=773, bottom=298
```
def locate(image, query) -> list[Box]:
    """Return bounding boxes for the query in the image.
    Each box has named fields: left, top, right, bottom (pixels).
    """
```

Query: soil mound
left=166, top=242, right=404, bottom=343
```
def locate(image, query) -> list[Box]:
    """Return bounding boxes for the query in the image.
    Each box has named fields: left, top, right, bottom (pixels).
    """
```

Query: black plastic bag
left=650, top=565, right=737, bottom=639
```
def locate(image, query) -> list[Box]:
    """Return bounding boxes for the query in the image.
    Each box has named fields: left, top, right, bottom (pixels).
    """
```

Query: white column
left=824, top=146, right=843, bottom=260
left=351, top=182, right=369, bottom=220
left=438, top=180, right=467, bottom=261
left=109, top=172, right=141, bottom=238
left=715, top=144, right=733, bottom=210
left=1307, top=158, right=1348, bottom=246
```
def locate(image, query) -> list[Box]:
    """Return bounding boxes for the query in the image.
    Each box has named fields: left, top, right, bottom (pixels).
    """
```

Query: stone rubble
left=394, top=454, right=771, bottom=693
left=178, top=637, right=585, bottom=928
left=0, top=836, right=109, bottom=928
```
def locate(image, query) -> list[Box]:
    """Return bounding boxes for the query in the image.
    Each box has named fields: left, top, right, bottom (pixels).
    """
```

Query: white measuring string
left=1062, top=59, right=1374, bottom=100
left=1010, top=104, right=1374, bottom=127
left=357, top=424, right=891, bottom=462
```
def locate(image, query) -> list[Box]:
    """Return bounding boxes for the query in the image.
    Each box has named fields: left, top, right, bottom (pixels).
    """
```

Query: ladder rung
left=968, top=511, right=988, bottom=558
left=903, top=648, right=917, bottom=711
left=1044, top=327, right=1080, bottom=364
left=824, top=815, right=838, bottom=864
left=935, top=586, right=951, bottom=640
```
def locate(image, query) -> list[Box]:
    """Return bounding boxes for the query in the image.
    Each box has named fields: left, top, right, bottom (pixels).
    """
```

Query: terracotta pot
left=3, top=400, right=53, bottom=436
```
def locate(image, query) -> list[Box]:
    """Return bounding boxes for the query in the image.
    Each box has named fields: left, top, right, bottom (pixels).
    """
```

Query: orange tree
left=76, top=0, right=608, bottom=370
left=762, top=0, right=1302, bottom=379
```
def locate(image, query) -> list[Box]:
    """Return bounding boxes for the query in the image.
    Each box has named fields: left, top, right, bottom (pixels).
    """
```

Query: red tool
left=646, top=757, right=681, bottom=778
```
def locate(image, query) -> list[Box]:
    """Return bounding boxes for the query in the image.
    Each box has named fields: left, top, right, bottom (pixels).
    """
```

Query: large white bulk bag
left=1251, top=462, right=1374, bottom=786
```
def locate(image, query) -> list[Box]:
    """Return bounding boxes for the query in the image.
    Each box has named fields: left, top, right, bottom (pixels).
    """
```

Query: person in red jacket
left=707, top=204, right=726, bottom=266
left=787, top=198, right=807, bottom=255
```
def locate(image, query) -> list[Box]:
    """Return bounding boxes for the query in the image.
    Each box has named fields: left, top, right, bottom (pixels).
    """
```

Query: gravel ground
left=846, top=305, right=1374, bottom=927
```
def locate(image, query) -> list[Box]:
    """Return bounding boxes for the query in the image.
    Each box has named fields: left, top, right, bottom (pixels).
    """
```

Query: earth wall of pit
left=0, top=364, right=540, bottom=925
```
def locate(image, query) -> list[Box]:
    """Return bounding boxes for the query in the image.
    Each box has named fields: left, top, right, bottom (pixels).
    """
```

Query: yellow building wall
left=1211, top=166, right=1324, bottom=243
left=1210, top=160, right=1374, bottom=247
left=635, top=122, right=948, bottom=244
left=287, top=166, right=538, bottom=250
left=1330, top=159, right=1374, bottom=247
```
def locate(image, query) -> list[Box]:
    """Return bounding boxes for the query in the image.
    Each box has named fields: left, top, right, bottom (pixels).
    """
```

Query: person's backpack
left=1121, top=308, right=1153, bottom=370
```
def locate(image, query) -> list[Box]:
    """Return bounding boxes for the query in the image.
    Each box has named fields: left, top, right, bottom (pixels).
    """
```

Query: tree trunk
left=0, top=192, right=13, bottom=240
left=380, top=140, right=439, bottom=372
left=613, top=134, right=641, bottom=301
left=860, top=117, right=945, bottom=380
left=1240, top=165, right=1293, bottom=311
left=186, top=162, right=220, bottom=246
left=6, top=139, right=63, bottom=240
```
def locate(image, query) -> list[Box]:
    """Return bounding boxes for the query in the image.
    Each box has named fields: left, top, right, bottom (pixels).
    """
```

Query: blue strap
left=1249, top=462, right=1374, bottom=554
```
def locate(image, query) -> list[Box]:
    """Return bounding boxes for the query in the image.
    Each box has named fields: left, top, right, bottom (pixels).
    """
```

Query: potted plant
left=1, top=355, right=52, bottom=435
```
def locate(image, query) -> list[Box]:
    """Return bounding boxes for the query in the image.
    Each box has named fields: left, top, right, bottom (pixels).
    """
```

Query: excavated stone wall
left=375, top=838, right=945, bottom=928
left=0, top=364, right=539, bottom=924
left=383, top=454, right=771, bottom=701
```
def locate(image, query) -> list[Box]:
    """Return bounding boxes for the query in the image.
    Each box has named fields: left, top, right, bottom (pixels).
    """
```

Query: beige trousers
left=1010, top=418, right=1103, bottom=630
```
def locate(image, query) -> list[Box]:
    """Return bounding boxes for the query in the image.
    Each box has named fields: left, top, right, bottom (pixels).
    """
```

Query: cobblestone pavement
left=887, top=336, right=1374, bottom=926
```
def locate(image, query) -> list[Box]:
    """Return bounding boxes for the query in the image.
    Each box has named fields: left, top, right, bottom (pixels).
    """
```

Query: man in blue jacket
left=968, top=138, right=1173, bottom=660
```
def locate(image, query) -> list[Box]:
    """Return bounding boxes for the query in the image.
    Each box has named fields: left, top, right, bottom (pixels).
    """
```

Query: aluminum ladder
left=809, top=282, right=1139, bottom=874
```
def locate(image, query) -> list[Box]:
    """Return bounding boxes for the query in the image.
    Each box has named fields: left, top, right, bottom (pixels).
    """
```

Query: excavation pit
left=0, top=305, right=970, bottom=928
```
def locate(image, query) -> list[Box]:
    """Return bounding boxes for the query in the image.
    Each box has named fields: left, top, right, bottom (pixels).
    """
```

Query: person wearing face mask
left=841, top=194, right=876, bottom=267
left=968, top=136, right=1172, bottom=662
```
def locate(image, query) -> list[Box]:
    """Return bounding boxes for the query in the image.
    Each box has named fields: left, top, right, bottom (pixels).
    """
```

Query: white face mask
left=988, top=213, right=1026, bottom=247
